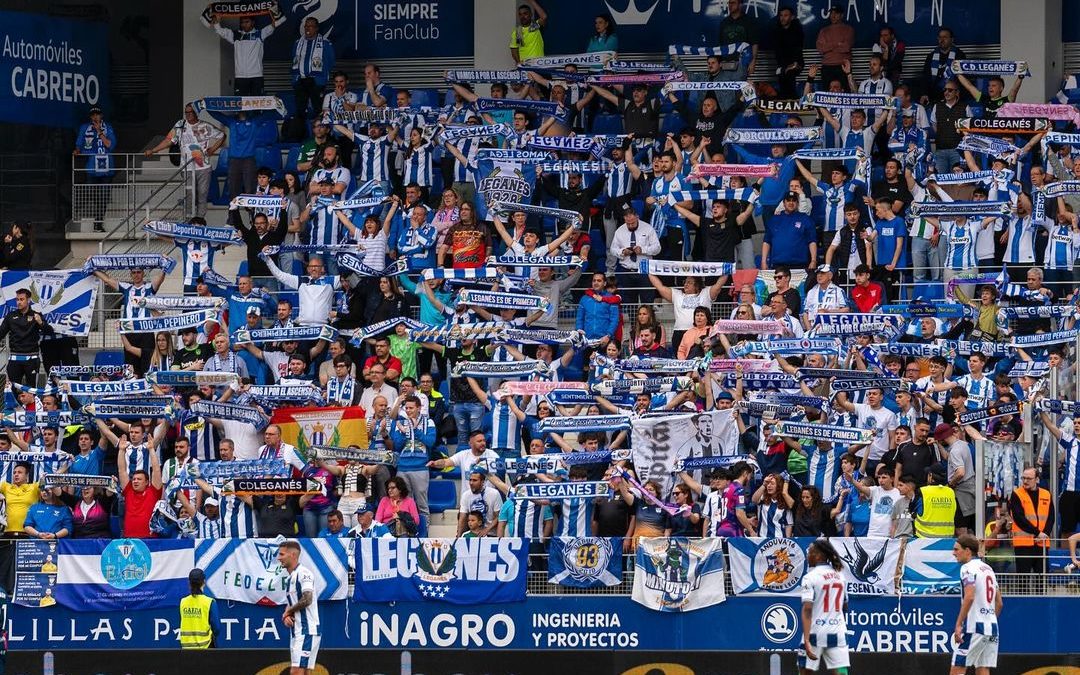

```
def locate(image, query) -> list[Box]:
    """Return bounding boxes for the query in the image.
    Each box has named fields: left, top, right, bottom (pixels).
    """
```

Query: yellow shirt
left=1, top=481, right=40, bottom=532
left=509, top=23, right=544, bottom=61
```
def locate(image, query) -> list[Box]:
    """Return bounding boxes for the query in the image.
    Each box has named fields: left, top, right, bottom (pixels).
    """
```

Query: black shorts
left=955, top=511, right=976, bottom=532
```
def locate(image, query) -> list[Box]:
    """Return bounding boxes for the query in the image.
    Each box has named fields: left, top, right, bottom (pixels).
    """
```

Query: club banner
left=1007, top=361, right=1049, bottom=378
left=311, top=446, right=395, bottom=465
left=336, top=252, right=409, bottom=277
left=144, top=370, right=238, bottom=388
left=632, top=537, right=726, bottom=612
left=829, top=378, right=901, bottom=392
left=61, top=379, right=152, bottom=398
left=690, top=163, right=778, bottom=178
left=1035, top=180, right=1080, bottom=220
left=948, top=59, right=1030, bottom=78
left=1010, top=329, right=1079, bottom=347
left=926, top=169, right=1001, bottom=185
left=999, top=305, right=1078, bottom=319
left=408, top=323, right=506, bottom=344
left=549, top=389, right=598, bottom=406
left=901, top=537, right=961, bottom=595
left=421, top=266, right=500, bottom=281
left=191, top=401, right=269, bottom=430
left=735, top=401, right=800, bottom=418
left=707, top=358, right=781, bottom=373
left=754, top=98, right=814, bottom=114
left=832, top=537, right=901, bottom=595
left=451, top=359, right=549, bottom=379
left=881, top=302, right=976, bottom=318
left=606, top=60, right=675, bottom=73
left=0, top=270, right=99, bottom=337
left=489, top=254, right=581, bottom=268
left=438, top=124, right=512, bottom=142
left=632, top=409, right=739, bottom=496
left=42, top=473, right=117, bottom=492
left=908, top=201, right=1012, bottom=217
left=202, top=1, right=278, bottom=19
left=233, top=324, right=337, bottom=344
left=474, top=150, right=541, bottom=222
left=710, top=320, right=784, bottom=335
left=473, top=98, right=569, bottom=125
left=491, top=201, right=583, bottom=227
left=501, top=328, right=592, bottom=346
left=1, top=409, right=88, bottom=429
left=719, top=372, right=800, bottom=390
left=178, top=458, right=287, bottom=486
left=528, top=135, right=596, bottom=153
left=724, top=127, right=821, bottom=144
left=347, top=317, right=426, bottom=343
left=591, top=376, right=691, bottom=397
left=548, top=537, right=623, bottom=588
left=230, top=194, right=289, bottom=210
left=142, top=220, right=241, bottom=246
left=672, top=454, right=755, bottom=472
left=1033, top=399, right=1076, bottom=415
left=536, top=160, right=611, bottom=174
left=638, top=259, right=736, bottom=276
left=195, top=537, right=349, bottom=605
left=536, top=414, right=632, bottom=433
left=192, top=94, right=285, bottom=117
left=955, top=117, right=1050, bottom=134
left=444, top=70, right=530, bottom=83
left=81, top=401, right=172, bottom=420
left=270, top=406, right=368, bottom=457
left=729, top=338, right=843, bottom=357
left=801, top=91, right=896, bottom=109
left=812, top=313, right=906, bottom=337
left=330, top=109, right=401, bottom=124
left=54, top=538, right=194, bottom=611
left=796, top=368, right=884, bottom=381
left=514, top=481, right=612, bottom=500
left=588, top=72, right=684, bottom=86
left=136, top=295, right=227, bottom=311
left=354, top=537, right=529, bottom=604
left=221, top=477, right=324, bottom=496
left=522, top=52, right=614, bottom=69
left=774, top=421, right=875, bottom=444
left=662, top=80, right=756, bottom=103
left=958, top=401, right=1022, bottom=426
left=761, top=393, right=831, bottom=409
left=957, top=134, right=1019, bottom=158
left=249, top=384, right=324, bottom=403
left=117, top=308, right=217, bottom=334
left=727, top=537, right=809, bottom=595
left=81, top=254, right=177, bottom=275
left=457, top=289, right=550, bottom=312
left=49, top=364, right=132, bottom=379
left=505, top=450, right=628, bottom=475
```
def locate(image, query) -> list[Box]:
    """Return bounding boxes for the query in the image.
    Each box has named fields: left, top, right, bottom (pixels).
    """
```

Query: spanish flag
left=270, top=406, right=368, bottom=457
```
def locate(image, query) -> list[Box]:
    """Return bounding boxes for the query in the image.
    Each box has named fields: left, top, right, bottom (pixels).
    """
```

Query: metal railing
left=70, top=153, right=194, bottom=241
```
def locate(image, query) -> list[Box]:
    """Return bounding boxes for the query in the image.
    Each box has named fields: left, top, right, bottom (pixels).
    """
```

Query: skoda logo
left=761, top=603, right=799, bottom=644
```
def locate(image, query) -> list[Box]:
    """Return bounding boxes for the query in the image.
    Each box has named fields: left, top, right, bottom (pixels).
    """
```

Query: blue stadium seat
left=660, top=112, right=687, bottom=137
left=591, top=113, right=623, bottom=135
left=443, top=88, right=457, bottom=107
left=94, top=351, right=125, bottom=367
left=256, top=145, right=282, bottom=176
left=427, top=479, right=457, bottom=517
left=588, top=225, right=606, bottom=272
left=283, top=145, right=302, bottom=174
left=411, top=88, right=440, bottom=109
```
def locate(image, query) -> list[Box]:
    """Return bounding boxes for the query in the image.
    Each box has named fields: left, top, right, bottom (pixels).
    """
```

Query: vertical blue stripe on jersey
left=554, top=499, right=594, bottom=537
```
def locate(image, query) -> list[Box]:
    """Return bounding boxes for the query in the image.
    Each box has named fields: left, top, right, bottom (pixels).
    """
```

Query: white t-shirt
left=853, top=403, right=898, bottom=461
left=867, top=485, right=901, bottom=538
left=670, top=288, right=714, bottom=330
left=458, top=484, right=504, bottom=528
left=448, top=448, right=500, bottom=491
left=959, top=558, right=999, bottom=635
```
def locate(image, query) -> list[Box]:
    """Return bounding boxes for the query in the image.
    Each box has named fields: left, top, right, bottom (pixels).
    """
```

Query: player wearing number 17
left=950, top=534, right=1002, bottom=675
left=799, top=539, right=850, bottom=675
left=278, top=539, right=320, bottom=675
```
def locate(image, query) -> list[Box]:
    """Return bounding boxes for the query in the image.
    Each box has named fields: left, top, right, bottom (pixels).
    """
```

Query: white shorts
left=952, top=632, right=999, bottom=669
left=290, top=634, right=321, bottom=669
left=798, top=641, right=850, bottom=671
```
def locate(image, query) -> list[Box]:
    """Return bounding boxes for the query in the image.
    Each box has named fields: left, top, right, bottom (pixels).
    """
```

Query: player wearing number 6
left=951, top=534, right=1002, bottom=675
left=278, top=539, right=320, bottom=675
left=799, top=539, right=849, bottom=675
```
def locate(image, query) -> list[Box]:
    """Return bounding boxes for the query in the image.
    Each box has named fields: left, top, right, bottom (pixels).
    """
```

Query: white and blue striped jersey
left=1059, top=436, right=1080, bottom=493
left=450, top=138, right=480, bottom=183
left=915, top=375, right=949, bottom=428
left=503, top=129, right=535, bottom=150
left=401, top=141, right=435, bottom=187
left=213, top=487, right=258, bottom=538
left=955, top=373, right=993, bottom=408
left=944, top=220, right=981, bottom=270
left=858, top=76, right=893, bottom=125
left=118, top=281, right=156, bottom=320
left=307, top=204, right=341, bottom=247
left=757, top=501, right=791, bottom=537
left=650, top=174, right=685, bottom=237
left=1000, top=215, right=1044, bottom=264
left=1042, top=221, right=1080, bottom=271
left=959, top=558, right=998, bottom=635
left=194, top=512, right=223, bottom=539
left=286, top=564, right=320, bottom=637
left=354, top=134, right=392, bottom=182
left=816, top=181, right=860, bottom=233
left=552, top=493, right=594, bottom=537
left=605, top=162, right=634, bottom=200
left=489, top=395, right=522, bottom=454
left=310, top=166, right=350, bottom=190
left=808, top=444, right=846, bottom=503
left=125, top=443, right=152, bottom=476
left=178, top=411, right=218, bottom=463
left=361, top=82, right=393, bottom=108
left=177, top=241, right=218, bottom=287
left=512, top=492, right=552, bottom=539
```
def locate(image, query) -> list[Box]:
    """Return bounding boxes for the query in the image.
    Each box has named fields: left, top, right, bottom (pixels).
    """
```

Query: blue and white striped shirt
left=354, top=134, right=392, bottom=182
left=286, top=565, right=320, bottom=637
left=401, top=141, right=435, bottom=187
left=552, top=493, right=594, bottom=537
left=944, top=220, right=981, bottom=270
left=119, top=281, right=156, bottom=320
left=605, top=162, right=634, bottom=200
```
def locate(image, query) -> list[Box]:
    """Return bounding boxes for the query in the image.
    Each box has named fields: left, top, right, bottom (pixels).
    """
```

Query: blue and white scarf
left=421, top=266, right=501, bottom=281
left=774, top=421, right=875, bottom=444
left=144, top=220, right=241, bottom=245
left=325, top=376, right=357, bottom=404
left=409, top=322, right=506, bottom=343
left=537, top=160, right=612, bottom=174
left=192, top=95, right=285, bottom=116
left=812, top=313, right=905, bottom=337
left=957, top=134, right=1019, bottom=158
left=830, top=378, right=902, bottom=392
left=62, top=379, right=153, bottom=398
left=43, top=473, right=118, bottom=491
left=178, top=458, right=287, bottom=486
left=331, top=108, right=401, bottom=124
left=667, top=43, right=750, bottom=59
left=137, top=295, right=226, bottom=311
left=528, top=136, right=596, bottom=153
left=501, top=328, right=591, bottom=347
left=83, top=254, right=176, bottom=275
left=610, top=356, right=700, bottom=374
left=999, top=305, right=1078, bottom=320
left=452, top=359, right=549, bottom=378
left=801, top=92, right=896, bottom=109
left=474, top=98, right=569, bottom=123
left=82, top=400, right=173, bottom=419
left=117, top=308, right=218, bottom=334
left=606, top=60, right=674, bottom=73
left=445, top=70, right=531, bottom=83
left=724, top=127, right=821, bottom=144
left=439, top=124, right=513, bottom=142
left=1034, top=180, right=1080, bottom=220
left=348, top=317, right=426, bottom=343
left=928, top=170, right=1004, bottom=185
left=720, top=372, right=799, bottom=390
left=537, top=415, right=632, bottom=433
left=1011, top=329, right=1079, bottom=347
left=638, top=259, right=736, bottom=276
left=670, top=188, right=758, bottom=203
left=490, top=201, right=583, bottom=227
left=662, top=80, right=756, bottom=103
left=231, top=194, right=289, bottom=210
left=1, top=409, right=88, bottom=429
left=49, top=364, right=132, bottom=380
left=248, top=384, right=325, bottom=403
left=457, top=289, right=550, bottom=312
left=192, top=400, right=268, bottom=429
left=311, top=446, right=395, bottom=464
left=730, top=339, right=843, bottom=358
left=144, top=371, right=239, bottom=388
left=909, top=201, right=1012, bottom=217
left=590, top=376, right=690, bottom=396
left=948, top=60, right=1030, bottom=78
left=261, top=244, right=357, bottom=257
left=488, top=254, right=581, bottom=268
left=521, top=52, right=614, bottom=69
left=233, top=324, right=337, bottom=344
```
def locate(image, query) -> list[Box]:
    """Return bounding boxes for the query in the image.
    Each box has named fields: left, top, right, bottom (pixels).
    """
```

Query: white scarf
left=293, top=34, right=326, bottom=74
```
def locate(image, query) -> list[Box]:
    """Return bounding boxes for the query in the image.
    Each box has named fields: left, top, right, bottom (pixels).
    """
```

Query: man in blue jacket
left=576, top=272, right=619, bottom=346
left=291, top=16, right=335, bottom=120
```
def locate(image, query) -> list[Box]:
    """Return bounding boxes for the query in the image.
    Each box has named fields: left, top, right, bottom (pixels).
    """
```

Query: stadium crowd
left=12, top=1, right=1080, bottom=577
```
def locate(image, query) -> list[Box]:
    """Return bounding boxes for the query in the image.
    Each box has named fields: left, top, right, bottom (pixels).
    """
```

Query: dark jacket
left=542, top=174, right=606, bottom=223
left=228, top=208, right=287, bottom=278
left=0, top=307, right=54, bottom=355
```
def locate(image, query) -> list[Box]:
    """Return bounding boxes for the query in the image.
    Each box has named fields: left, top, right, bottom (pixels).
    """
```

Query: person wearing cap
left=819, top=105, right=891, bottom=168
left=348, top=501, right=392, bottom=538
left=73, top=106, right=117, bottom=232
left=291, top=16, right=335, bottom=120
left=801, top=264, right=848, bottom=331
left=933, top=422, right=976, bottom=535
left=815, top=6, right=854, bottom=92
left=179, top=568, right=221, bottom=649
left=761, top=190, right=816, bottom=272
left=887, top=98, right=929, bottom=161
left=192, top=496, right=223, bottom=539
left=456, top=466, right=503, bottom=537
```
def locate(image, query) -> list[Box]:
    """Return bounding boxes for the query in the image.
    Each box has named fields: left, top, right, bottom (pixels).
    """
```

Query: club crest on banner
left=253, top=541, right=280, bottom=572
left=561, top=537, right=612, bottom=584
left=100, top=539, right=152, bottom=590
left=416, top=539, right=458, bottom=587
left=632, top=537, right=726, bottom=612
left=835, top=537, right=899, bottom=595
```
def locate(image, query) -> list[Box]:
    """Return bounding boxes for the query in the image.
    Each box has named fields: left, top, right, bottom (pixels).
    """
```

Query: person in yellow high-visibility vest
left=179, top=568, right=220, bottom=649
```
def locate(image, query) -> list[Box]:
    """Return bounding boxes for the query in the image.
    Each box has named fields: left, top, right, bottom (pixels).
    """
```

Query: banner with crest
left=631, top=537, right=726, bottom=612
left=0, top=269, right=98, bottom=337
left=194, top=537, right=350, bottom=605
left=473, top=149, right=542, bottom=222
left=269, top=406, right=368, bottom=458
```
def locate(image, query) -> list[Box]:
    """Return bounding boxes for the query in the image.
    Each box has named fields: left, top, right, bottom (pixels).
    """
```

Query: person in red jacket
left=850, top=264, right=884, bottom=312
left=118, top=435, right=163, bottom=538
